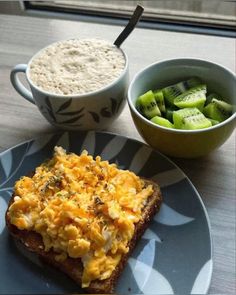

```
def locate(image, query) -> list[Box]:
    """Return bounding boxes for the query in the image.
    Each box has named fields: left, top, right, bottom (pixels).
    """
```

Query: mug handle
left=10, top=64, right=35, bottom=104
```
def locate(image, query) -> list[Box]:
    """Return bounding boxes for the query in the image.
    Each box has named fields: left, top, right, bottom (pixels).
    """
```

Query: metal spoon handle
left=114, top=5, right=144, bottom=48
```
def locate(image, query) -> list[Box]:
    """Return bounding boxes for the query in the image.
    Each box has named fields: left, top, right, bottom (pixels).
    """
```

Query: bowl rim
left=26, top=38, right=129, bottom=99
left=127, top=57, right=236, bottom=134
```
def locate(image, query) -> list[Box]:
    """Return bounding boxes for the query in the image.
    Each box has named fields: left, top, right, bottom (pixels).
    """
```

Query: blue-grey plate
left=0, top=131, right=213, bottom=294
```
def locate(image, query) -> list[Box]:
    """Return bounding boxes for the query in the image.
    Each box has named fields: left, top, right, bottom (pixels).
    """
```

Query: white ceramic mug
left=10, top=44, right=129, bottom=130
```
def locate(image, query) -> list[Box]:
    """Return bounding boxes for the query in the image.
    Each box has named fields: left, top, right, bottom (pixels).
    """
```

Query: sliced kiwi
left=162, top=77, right=202, bottom=106
left=162, top=85, right=182, bottom=106
left=206, top=92, right=221, bottom=105
left=173, top=107, right=212, bottom=130
left=165, top=107, right=178, bottom=123
left=203, top=98, right=233, bottom=122
left=174, top=84, right=207, bottom=111
left=151, top=116, right=174, bottom=128
left=208, top=118, right=220, bottom=126
left=186, top=77, right=202, bottom=89
left=153, top=89, right=166, bottom=113
left=136, top=90, right=161, bottom=119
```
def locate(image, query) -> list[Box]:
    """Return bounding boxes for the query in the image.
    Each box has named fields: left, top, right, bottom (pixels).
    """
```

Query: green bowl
left=127, top=58, right=236, bottom=158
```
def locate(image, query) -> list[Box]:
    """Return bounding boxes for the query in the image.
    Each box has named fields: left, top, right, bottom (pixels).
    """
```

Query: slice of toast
left=5, top=178, right=162, bottom=294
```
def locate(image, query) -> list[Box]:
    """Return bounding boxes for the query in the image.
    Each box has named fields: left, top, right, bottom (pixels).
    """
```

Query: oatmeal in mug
left=10, top=38, right=129, bottom=130
left=29, top=39, right=126, bottom=95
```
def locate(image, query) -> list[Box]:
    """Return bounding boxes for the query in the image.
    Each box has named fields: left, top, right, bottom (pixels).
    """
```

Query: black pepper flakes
left=94, top=196, right=104, bottom=205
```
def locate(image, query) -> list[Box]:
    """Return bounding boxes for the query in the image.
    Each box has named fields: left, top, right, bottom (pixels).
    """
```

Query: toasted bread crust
left=5, top=178, right=162, bottom=293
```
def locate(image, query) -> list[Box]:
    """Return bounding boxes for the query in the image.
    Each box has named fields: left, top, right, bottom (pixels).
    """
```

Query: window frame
left=23, top=1, right=236, bottom=38
left=11, top=1, right=236, bottom=38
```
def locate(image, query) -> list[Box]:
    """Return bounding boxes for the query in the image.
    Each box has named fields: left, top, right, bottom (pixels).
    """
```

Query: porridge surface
left=29, top=39, right=125, bottom=95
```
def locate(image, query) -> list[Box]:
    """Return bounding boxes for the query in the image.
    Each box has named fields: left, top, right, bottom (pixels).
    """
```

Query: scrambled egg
left=8, top=146, right=153, bottom=287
